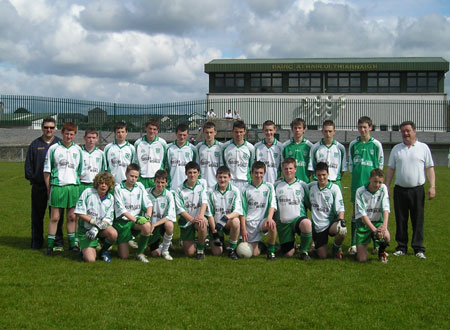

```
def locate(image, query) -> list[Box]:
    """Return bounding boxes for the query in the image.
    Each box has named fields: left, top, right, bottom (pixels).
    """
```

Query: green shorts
left=113, top=218, right=136, bottom=244
left=276, top=217, right=305, bottom=245
left=179, top=217, right=196, bottom=242
left=50, top=185, right=79, bottom=208
left=138, top=177, right=155, bottom=189
left=79, top=182, right=94, bottom=196
left=77, top=227, right=99, bottom=250
left=356, top=220, right=383, bottom=245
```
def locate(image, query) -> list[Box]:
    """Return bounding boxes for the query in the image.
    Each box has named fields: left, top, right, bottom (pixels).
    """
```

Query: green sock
left=333, top=242, right=341, bottom=253
left=100, top=239, right=115, bottom=253
left=68, top=233, right=76, bottom=248
left=268, top=244, right=275, bottom=253
left=47, top=235, right=55, bottom=248
left=351, top=218, right=357, bottom=246
left=299, top=232, right=312, bottom=253
left=137, top=235, right=150, bottom=255
left=197, top=243, right=206, bottom=252
left=229, top=240, right=237, bottom=250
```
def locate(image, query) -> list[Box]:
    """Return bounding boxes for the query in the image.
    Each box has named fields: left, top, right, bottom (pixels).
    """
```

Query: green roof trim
left=205, top=57, right=449, bottom=73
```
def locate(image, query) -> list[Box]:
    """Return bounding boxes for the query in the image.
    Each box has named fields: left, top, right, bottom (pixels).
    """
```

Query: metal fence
left=0, top=94, right=449, bottom=132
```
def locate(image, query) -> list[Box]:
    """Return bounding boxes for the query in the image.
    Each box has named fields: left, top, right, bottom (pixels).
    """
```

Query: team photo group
left=25, top=115, right=435, bottom=264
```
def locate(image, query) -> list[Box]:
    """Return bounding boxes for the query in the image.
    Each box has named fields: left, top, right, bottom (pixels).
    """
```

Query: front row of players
left=73, top=158, right=390, bottom=263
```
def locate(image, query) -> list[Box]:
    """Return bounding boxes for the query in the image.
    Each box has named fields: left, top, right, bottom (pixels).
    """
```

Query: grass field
left=0, top=162, right=449, bottom=329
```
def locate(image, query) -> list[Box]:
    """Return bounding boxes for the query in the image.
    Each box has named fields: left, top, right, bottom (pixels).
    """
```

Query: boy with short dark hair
left=196, top=121, right=223, bottom=190
left=254, top=120, right=283, bottom=184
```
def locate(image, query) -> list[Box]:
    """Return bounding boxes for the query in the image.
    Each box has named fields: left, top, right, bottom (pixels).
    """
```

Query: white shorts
left=246, top=219, right=267, bottom=243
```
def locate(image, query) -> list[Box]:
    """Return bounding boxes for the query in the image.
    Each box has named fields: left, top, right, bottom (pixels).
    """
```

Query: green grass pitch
left=0, top=162, right=449, bottom=329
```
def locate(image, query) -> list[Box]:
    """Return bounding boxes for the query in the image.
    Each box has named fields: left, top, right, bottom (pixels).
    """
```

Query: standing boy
left=282, top=118, right=313, bottom=183
left=274, top=158, right=313, bottom=261
left=165, top=123, right=197, bottom=191
left=134, top=119, right=167, bottom=189
left=104, top=121, right=135, bottom=184
left=113, top=164, right=153, bottom=263
left=355, top=169, right=390, bottom=263
left=308, top=120, right=347, bottom=187
left=347, top=116, right=384, bottom=255
left=174, top=162, right=208, bottom=259
left=196, top=121, right=223, bottom=189
left=254, top=120, right=283, bottom=184
left=241, top=162, right=278, bottom=260
left=146, top=170, right=176, bottom=261
left=43, top=122, right=83, bottom=255
left=308, top=162, right=346, bottom=259
left=206, top=166, right=242, bottom=260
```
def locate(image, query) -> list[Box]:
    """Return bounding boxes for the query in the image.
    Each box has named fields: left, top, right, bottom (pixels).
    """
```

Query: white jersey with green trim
left=75, top=188, right=115, bottom=229
left=222, top=140, right=255, bottom=183
left=165, top=141, right=197, bottom=191
left=104, top=140, right=135, bottom=184
left=146, top=187, right=176, bottom=224
left=308, top=139, right=347, bottom=181
left=242, top=181, right=277, bottom=223
left=134, top=136, right=167, bottom=179
left=43, top=141, right=83, bottom=186
left=254, top=139, right=283, bottom=183
left=114, top=182, right=152, bottom=220
left=79, top=146, right=106, bottom=184
left=274, top=179, right=309, bottom=223
left=174, top=179, right=208, bottom=219
left=355, top=184, right=390, bottom=222
left=308, top=181, right=345, bottom=233
left=196, top=140, right=223, bottom=188
left=206, top=183, right=243, bottom=221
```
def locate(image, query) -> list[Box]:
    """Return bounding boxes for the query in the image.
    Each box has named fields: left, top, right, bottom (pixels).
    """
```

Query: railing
left=0, top=95, right=449, bottom=132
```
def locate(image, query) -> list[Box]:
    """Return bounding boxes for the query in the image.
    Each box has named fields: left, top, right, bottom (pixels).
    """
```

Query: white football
left=236, top=242, right=253, bottom=258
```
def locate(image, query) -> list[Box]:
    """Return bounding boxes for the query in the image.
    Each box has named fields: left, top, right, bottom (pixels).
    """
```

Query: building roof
left=205, top=57, right=449, bottom=73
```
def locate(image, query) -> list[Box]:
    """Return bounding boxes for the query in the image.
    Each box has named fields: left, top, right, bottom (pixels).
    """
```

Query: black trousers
left=393, top=185, right=425, bottom=254
left=31, top=184, right=64, bottom=249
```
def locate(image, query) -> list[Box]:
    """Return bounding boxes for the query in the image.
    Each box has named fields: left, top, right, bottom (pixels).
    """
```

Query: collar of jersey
left=204, top=139, right=219, bottom=147
left=318, top=181, right=333, bottom=191
left=291, top=137, right=306, bottom=144
left=58, top=140, right=75, bottom=149
left=113, top=140, right=130, bottom=148
left=357, top=136, right=374, bottom=143
left=283, top=178, right=299, bottom=186
left=214, top=183, right=232, bottom=194
left=151, top=187, right=167, bottom=198
left=262, top=138, right=278, bottom=147
left=320, top=139, right=336, bottom=148
left=143, top=135, right=159, bottom=144
left=120, top=182, right=138, bottom=191
left=365, top=183, right=381, bottom=195
left=232, top=140, right=246, bottom=148
left=182, top=180, right=200, bottom=190
left=173, top=141, right=190, bottom=149
left=250, top=180, right=265, bottom=188
left=82, top=145, right=98, bottom=153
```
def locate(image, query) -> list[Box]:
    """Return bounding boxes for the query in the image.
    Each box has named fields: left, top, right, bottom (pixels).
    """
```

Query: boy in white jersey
left=222, top=120, right=254, bottom=190
left=355, top=169, right=390, bottom=263
left=174, top=161, right=208, bottom=260
left=196, top=121, right=223, bottom=190
left=43, top=122, right=83, bottom=255
left=104, top=122, right=135, bottom=184
left=206, top=166, right=242, bottom=260
left=274, top=158, right=313, bottom=261
left=113, top=164, right=153, bottom=263
left=134, top=119, right=167, bottom=189
left=165, top=123, right=197, bottom=191
left=308, top=120, right=347, bottom=188
left=145, top=170, right=176, bottom=261
left=254, top=120, right=282, bottom=184
left=241, top=162, right=278, bottom=260
left=75, top=172, right=117, bottom=262
left=308, top=162, right=346, bottom=259
left=348, top=116, right=384, bottom=255
left=79, top=128, right=106, bottom=195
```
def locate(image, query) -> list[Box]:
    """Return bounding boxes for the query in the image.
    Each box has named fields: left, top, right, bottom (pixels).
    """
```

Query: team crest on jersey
left=161, top=203, right=166, bottom=208
left=370, top=149, right=374, bottom=155
left=185, top=152, right=190, bottom=158
left=228, top=198, right=233, bottom=204
left=295, top=190, right=301, bottom=195
left=288, top=151, right=293, bottom=156
left=96, top=157, right=100, bottom=162
left=243, top=153, right=249, bottom=160
left=77, top=200, right=83, bottom=207
left=137, top=193, right=140, bottom=199
left=90, top=201, right=94, bottom=207
left=334, top=152, right=339, bottom=157
left=325, top=196, right=330, bottom=202
left=274, top=153, right=279, bottom=158
left=263, top=191, right=268, bottom=197
left=156, top=148, right=161, bottom=154
left=73, top=154, right=78, bottom=159
left=125, top=154, right=130, bottom=160
left=258, top=152, right=263, bottom=157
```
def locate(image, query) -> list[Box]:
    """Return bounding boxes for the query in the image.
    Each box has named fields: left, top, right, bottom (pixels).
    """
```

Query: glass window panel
left=379, top=87, right=388, bottom=93
left=367, top=87, right=377, bottom=92
left=289, top=78, right=298, bottom=87
left=251, top=78, right=260, bottom=87
left=368, top=78, right=377, bottom=87
left=407, top=78, right=416, bottom=87
left=236, top=78, right=244, bottom=87
left=300, top=77, right=309, bottom=86
left=262, top=73, right=271, bottom=77
left=351, top=77, right=360, bottom=86
left=417, top=77, right=427, bottom=86
left=215, top=78, right=224, bottom=87
left=350, top=87, right=361, bottom=93
left=390, top=77, right=400, bottom=87
left=311, top=87, right=322, bottom=93
left=428, top=72, right=437, bottom=77
left=327, top=87, right=338, bottom=92
left=261, top=78, right=271, bottom=87
left=428, top=77, right=437, bottom=86
left=273, top=78, right=282, bottom=87
left=311, top=78, right=321, bottom=87
left=339, top=77, right=349, bottom=86
left=418, top=72, right=426, bottom=77
left=379, top=78, right=388, bottom=87
left=390, top=87, right=400, bottom=92
left=272, top=87, right=282, bottom=93
left=225, top=78, right=234, bottom=87
left=328, top=78, right=337, bottom=86
left=289, top=87, right=299, bottom=92
left=407, top=72, right=417, bottom=77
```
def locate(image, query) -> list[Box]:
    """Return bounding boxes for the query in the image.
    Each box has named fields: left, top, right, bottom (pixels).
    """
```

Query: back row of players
left=42, top=117, right=391, bottom=263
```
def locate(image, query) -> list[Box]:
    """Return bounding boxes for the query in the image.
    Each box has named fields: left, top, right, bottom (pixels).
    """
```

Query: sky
left=0, top=0, right=449, bottom=104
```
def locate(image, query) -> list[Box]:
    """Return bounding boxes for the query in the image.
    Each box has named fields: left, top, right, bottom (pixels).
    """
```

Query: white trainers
left=415, top=252, right=426, bottom=259
left=393, top=250, right=406, bottom=256
left=128, top=240, right=139, bottom=249
left=136, top=253, right=149, bottom=263
left=348, top=246, right=357, bottom=256
left=161, top=251, right=173, bottom=261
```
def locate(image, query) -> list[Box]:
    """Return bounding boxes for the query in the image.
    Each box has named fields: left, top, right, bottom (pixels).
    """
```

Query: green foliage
left=0, top=163, right=449, bottom=329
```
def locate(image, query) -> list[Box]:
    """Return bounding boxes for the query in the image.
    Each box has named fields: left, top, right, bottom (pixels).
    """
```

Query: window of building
left=250, top=73, right=282, bottom=92
left=288, top=73, right=322, bottom=93
left=214, top=73, right=244, bottom=93
left=367, top=72, right=400, bottom=93
left=326, top=73, right=361, bottom=93
left=406, top=72, right=438, bottom=92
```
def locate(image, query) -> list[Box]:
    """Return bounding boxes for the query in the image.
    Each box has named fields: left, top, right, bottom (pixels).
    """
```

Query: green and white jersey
left=104, top=140, right=135, bottom=184
left=242, top=181, right=277, bottom=222
left=254, top=139, right=283, bottom=184
left=75, top=188, right=115, bottom=229
left=308, top=181, right=345, bottom=233
left=146, top=187, right=176, bottom=224
left=134, top=135, right=167, bottom=179
left=348, top=137, right=384, bottom=199
left=43, top=141, right=83, bottom=186
left=206, top=183, right=243, bottom=221
left=196, top=140, right=223, bottom=189
left=79, top=146, right=106, bottom=184
left=114, top=181, right=152, bottom=220
left=174, top=179, right=208, bottom=227
left=282, top=137, right=313, bottom=183
left=308, top=139, right=347, bottom=181
left=274, top=179, right=309, bottom=224
left=355, top=184, right=390, bottom=222
left=165, top=141, right=197, bottom=190
left=222, top=140, right=255, bottom=183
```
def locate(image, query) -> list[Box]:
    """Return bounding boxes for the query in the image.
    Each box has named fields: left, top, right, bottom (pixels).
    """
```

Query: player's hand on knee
left=86, top=227, right=99, bottom=241
left=336, top=219, right=347, bottom=236
left=94, top=219, right=108, bottom=231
